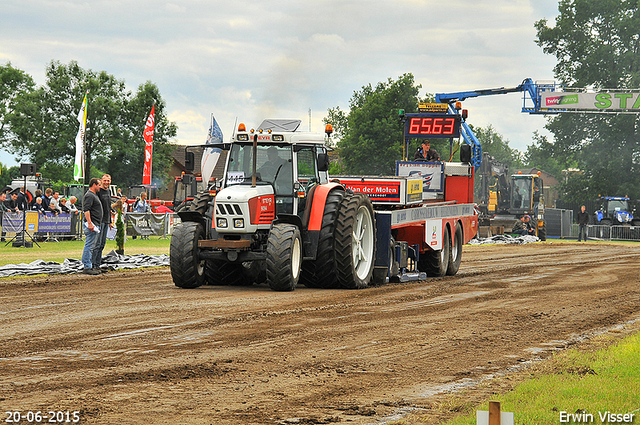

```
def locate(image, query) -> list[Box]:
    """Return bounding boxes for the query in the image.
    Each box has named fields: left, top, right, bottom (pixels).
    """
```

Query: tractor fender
left=274, top=213, right=303, bottom=230
left=177, top=210, right=207, bottom=228
left=302, top=182, right=345, bottom=231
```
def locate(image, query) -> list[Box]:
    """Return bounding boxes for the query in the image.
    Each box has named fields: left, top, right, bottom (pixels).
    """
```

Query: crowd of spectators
left=0, top=186, right=82, bottom=216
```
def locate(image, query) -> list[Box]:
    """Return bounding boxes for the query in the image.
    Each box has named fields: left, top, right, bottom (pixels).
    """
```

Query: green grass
left=403, top=331, right=640, bottom=425
left=0, top=236, right=170, bottom=266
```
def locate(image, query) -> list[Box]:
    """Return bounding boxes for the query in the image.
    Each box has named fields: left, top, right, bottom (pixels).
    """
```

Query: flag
left=73, top=93, right=88, bottom=182
left=142, top=104, right=155, bottom=185
left=200, top=114, right=223, bottom=184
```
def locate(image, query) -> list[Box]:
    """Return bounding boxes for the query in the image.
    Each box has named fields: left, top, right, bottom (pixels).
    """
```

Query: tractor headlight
left=233, top=218, right=244, bottom=228
left=217, top=218, right=228, bottom=228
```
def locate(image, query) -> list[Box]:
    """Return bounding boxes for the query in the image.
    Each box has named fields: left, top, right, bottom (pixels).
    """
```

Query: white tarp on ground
left=0, top=250, right=169, bottom=278
left=468, top=234, right=539, bottom=245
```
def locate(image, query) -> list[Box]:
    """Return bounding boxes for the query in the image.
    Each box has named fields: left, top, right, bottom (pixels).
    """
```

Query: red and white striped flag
left=142, top=104, right=155, bottom=185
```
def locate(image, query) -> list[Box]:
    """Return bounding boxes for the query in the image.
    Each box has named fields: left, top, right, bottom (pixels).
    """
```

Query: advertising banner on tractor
left=396, top=161, right=444, bottom=193
left=342, top=180, right=401, bottom=202
left=541, top=92, right=640, bottom=111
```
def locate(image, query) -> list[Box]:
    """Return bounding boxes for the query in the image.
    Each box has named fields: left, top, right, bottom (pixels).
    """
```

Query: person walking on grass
left=81, top=178, right=103, bottom=275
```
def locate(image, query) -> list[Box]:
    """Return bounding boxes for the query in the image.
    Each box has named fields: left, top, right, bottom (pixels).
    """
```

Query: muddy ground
left=1, top=242, right=639, bottom=425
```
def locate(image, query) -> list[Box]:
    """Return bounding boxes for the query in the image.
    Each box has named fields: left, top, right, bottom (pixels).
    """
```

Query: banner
left=73, top=93, right=88, bottom=182
left=541, top=92, right=640, bottom=111
left=142, top=104, right=155, bottom=185
left=1, top=212, right=72, bottom=233
left=126, top=212, right=166, bottom=236
left=201, top=114, right=223, bottom=185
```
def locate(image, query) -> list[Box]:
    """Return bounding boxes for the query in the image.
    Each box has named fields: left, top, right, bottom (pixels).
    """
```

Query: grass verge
left=393, top=326, right=640, bottom=425
left=0, top=236, right=170, bottom=267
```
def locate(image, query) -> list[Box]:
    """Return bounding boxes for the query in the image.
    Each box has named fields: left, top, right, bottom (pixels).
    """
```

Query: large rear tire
left=170, top=221, right=206, bottom=288
left=446, top=223, right=463, bottom=276
left=418, top=225, right=450, bottom=277
left=190, top=191, right=213, bottom=215
left=300, top=190, right=345, bottom=289
left=335, top=194, right=376, bottom=289
left=266, top=223, right=302, bottom=291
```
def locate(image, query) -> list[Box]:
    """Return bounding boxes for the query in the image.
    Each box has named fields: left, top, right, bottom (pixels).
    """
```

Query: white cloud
left=0, top=0, right=561, bottom=168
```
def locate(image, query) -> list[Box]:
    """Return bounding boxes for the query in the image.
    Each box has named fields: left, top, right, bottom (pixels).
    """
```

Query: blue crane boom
left=434, top=78, right=560, bottom=168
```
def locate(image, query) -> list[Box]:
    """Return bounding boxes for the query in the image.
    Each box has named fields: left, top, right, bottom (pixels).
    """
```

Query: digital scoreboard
left=404, top=113, right=461, bottom=138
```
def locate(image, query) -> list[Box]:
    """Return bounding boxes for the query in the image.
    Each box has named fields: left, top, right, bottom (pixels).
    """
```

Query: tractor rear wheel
left=190, top=191, right=213, bottom=215
left=170, top=221, right=206, bottom=288
left=300, top=190, right=345, bottom=289
left=446, top=223, right=463, bottom=276
left=418, top=225, right=450, bottom=277
left=335, top=194, right=376, bottom=289
left=266, top=223, right=302, bottom=291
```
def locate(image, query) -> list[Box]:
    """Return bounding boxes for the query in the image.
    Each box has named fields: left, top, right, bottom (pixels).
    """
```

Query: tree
left=535, top=0, right=640, bottom=202
left=4, top=60, right=177, bottom=188
left=473, top=124, right=523, bottom=170
left=325, top=74, right=422, bottom=175
left=0, top=62, right=35, bottom=147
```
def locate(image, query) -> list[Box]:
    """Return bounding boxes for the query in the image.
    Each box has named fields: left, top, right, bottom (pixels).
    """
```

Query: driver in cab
left=258, top=146, right=292, bottom=192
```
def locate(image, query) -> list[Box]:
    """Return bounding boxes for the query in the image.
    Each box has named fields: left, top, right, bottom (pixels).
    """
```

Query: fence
left=545, top=208, right=574, bottom=238
left=572, top=224, right=640, bottom=241
left=1, top=212, right=182, bottom=242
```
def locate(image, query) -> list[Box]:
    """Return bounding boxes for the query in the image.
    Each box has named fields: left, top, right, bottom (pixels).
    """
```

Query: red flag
left=142, top=104, right=155, bottom=185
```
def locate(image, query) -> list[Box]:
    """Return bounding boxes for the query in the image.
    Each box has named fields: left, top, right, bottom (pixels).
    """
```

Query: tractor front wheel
left=266, top=224, right=302, bottom=291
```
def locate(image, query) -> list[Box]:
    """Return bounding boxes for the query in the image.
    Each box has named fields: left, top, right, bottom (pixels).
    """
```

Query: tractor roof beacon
left=170, top=115, right=478, bottom=292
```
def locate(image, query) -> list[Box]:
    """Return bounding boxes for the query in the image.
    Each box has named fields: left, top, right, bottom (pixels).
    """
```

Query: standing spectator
left=92, top=174, right=113, bottom=272
left=67, top=196, right=79, bottom=214
left=16, top=187, right=29, bottom=211
left=59, top=198, right=71, bottom=214
left=31, top=189, right=42, bottom=208
left=81, top=178, right=103, bottom=275
left=31, top=197, right=46, bottom=215
left=0, top=192, right=8, bottom=241
left=134, top=192, right=150, bottom=213
left=577, top=205, right=590, bottom=242
left=49, top=191, right=62, bottom=215
left=155, top=200, right=173, bottom=214
left=6, top=192, right=19, bottom=212
left=119, top=196, right=129, bottom=213
left=42, top=188, right=53, bottom=212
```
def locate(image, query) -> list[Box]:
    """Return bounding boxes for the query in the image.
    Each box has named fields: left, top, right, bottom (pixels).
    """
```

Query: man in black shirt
left=577, top=205, right=590, bottom=241
left=92, top=174, right=113, bottom=272
left=81, top=178, right=103, bottom=275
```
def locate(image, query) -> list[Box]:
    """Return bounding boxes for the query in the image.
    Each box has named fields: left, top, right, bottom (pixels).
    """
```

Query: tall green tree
left=325, top=74, right=421, bottom=175
left=473, top=124, right=523, bottom=170
left=4, top=60, right=177, bottom=188
left=0, top=62, right=35, bottom=146
left=535, top=0, right=640, bottom=203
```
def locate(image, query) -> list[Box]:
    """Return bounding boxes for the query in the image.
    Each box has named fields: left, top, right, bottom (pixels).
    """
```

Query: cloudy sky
left=1, top=0, right=559, bottom=167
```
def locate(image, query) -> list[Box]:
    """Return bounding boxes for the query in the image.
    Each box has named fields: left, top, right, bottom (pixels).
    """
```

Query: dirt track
left=1, top=242, right=639, bottom=424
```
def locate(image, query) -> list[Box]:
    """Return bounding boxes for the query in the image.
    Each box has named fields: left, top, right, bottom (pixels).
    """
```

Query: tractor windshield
left=606, top=199, right=629, bottom=213
left=226, top=143, right=293, bottom=196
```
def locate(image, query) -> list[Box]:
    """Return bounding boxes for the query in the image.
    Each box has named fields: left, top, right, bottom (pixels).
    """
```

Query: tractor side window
left=296, top=147, right=318, bottom=187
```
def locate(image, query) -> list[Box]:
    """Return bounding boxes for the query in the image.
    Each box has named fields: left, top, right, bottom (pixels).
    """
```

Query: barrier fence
left=1, top=212, right=182, bottom=242
left=572, top=224, right=640, bottom=241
